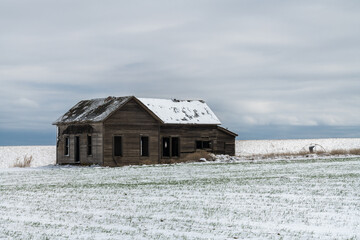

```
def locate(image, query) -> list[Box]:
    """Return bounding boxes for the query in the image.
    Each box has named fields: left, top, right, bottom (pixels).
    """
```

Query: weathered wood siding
left=215, top=129, right=236, bottom=155
left=103, top=99, right=159, bottom=166
left=56, top=123, right=103, bottom=165
left=158, top=125, right=236, bottom=162
left=159, top=125, right=219, bottom=163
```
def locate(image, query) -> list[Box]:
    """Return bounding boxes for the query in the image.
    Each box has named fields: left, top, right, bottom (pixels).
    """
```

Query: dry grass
left=245, top=150, right=333, bottom=160
left=252, top=148, right=360, bottom=159
left=330, top=149, right=348, bottom=155
left=257, top=150, right=314, bottom=159
left=349, top=148, right=360, bottom=155
left=184, top=150, right=214, bottom=162
left=13, top=155, right=33, bottom=168
left=329, top=148, right=360, bottom=155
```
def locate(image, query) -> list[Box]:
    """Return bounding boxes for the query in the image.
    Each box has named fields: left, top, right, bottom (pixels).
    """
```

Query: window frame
left=74, top=135, right=80, bottom=163
left=64, top=136, right=70, bottom=156
left=87, top=135, right=92, bottom=156
left=162, top=136, right=180, bottom=158
left=162, top=137, right=171, bottom=157
left=113, top=135, right=123, bottom=157
left=140, top=135, right=149, bottom=157
left=171, top=137, right=180, bottom=157
left=195, top=140, right=213, bottom=150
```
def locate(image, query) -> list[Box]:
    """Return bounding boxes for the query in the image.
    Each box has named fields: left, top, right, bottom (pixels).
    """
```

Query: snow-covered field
left=0, top=146, right=55, bottom=168
left=236, top=138, right=360, bottom=156
left=1, top=158, right=360, bottom=239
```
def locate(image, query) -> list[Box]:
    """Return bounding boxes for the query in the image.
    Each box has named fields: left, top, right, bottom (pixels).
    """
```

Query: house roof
left=53, top=96, right=221, bottom=125
left=53, top=96, right=131, bottom=124
left=137, top=98, right=221, bottom=125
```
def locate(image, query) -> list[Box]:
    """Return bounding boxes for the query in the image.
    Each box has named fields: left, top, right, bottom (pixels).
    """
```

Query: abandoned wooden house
left=53, top=96, right=237, bottom=166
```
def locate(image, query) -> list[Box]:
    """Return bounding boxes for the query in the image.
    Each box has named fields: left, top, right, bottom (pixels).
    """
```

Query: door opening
left=75, top=136, right=80, bottom=163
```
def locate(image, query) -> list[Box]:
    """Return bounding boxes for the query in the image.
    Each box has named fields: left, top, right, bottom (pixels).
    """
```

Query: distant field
left=1, top=158, right=359, bottom=239
left=0, top=146, right=55, bottom=168
left=236, top=138, right=360, bottom=156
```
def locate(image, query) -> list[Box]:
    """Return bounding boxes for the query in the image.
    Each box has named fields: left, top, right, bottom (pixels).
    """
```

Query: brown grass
left=328, top=148, right=360, bottom=155
left=247, top=150, right=333, bottom=159
left=13, top=155, right=33, bottom=168
left=184, top=150, right=214, bottom=162
left=349, top=148, right=360, bottom=155
left=330, top=149, right=348, bottom=155
left=257, top=151, right=312, bottom=159
left=252, top=148, right=360, bottom=158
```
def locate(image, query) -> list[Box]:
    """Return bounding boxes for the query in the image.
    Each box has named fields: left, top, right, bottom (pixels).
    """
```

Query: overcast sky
left=1, top=0, right=360, bottom=145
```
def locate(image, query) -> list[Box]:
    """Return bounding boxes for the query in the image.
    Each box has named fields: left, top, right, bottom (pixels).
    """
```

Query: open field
left=0, top=146, right=55, bottom=168
left=236, top=138, right=360, bottom=156
left=1, top=158, right=360, bottom=239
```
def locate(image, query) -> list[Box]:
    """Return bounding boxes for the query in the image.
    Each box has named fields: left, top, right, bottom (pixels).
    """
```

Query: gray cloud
left=0, top=0, right=359, bottom=140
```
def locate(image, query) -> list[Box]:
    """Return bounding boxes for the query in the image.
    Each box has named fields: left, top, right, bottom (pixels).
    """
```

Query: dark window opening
left=114, top=136, right=122, bottom=157
left=64, top=137, right=69, bottom=156
left=171, top=137, right=179, bottom=157
left=87, top=135, right=92, bottom=156
left=141, top=136, right=149, bottom=157
left=162, top=137, right=180, bottom=158
left=75, top=136, right=80, bottom=162
left=203, top=141, right=211, bottom=149
left=162, top=137, right=170, bottom=157
left=196, top=140, right=212, bottom=149
left=196, top=141, right=202, bottom=149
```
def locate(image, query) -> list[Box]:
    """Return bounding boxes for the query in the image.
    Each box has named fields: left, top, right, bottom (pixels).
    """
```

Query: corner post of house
left=158, top=122, right=161, bottom=164
left=56, top=125, right=59, bottom=165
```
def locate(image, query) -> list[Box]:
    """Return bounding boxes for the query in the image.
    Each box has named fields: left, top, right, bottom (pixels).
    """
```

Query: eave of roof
left=218, top=126, right=238, bottom=137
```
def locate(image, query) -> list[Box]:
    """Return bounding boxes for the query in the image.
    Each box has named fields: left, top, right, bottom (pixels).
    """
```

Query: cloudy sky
left=1, top=0, right=359, bottom=145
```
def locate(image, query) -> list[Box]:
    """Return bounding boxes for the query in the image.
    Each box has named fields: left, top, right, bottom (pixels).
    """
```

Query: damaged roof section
left=137, top=98, right=221, bottom=125
left=53, top=96, right=131, bottom=124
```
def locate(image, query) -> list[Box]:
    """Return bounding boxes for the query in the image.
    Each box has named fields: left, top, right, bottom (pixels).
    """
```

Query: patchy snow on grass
left=1, top=158, right=360, bottom=239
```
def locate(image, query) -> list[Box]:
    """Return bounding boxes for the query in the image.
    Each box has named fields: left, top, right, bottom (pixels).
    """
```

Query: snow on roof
left=54, top=96, right=221, bottom=125
left=53, top=96, right=131, bottom=124
left=138, top=98, right=221, bottom=125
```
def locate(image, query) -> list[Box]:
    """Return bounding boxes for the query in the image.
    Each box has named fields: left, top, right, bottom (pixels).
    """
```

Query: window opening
left=162, top=137, right=170, bottom=157
left=64, top=137, right=69, bottom=156
left=196, top=140, right=212, bottom=149
left=141, top=136, right=149, bottom=156
left=171, top=137, right=179, bottom=157
left=203, top=141, right=211, bottom=149
left=75, top=136, right=80, bottom=162
left=196, top=141, right=202, bottom=149
left=114, top=136, right=122, bottom=156
left=87, top=135, right=92, bottom=156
